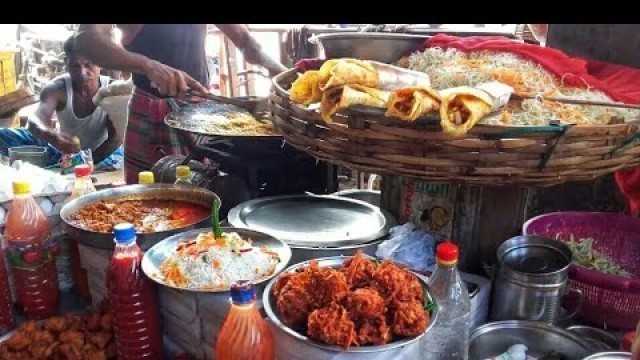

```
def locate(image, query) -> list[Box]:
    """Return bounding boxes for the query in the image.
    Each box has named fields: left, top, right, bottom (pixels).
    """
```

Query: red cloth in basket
left=416, top=34, right=640, bottom=215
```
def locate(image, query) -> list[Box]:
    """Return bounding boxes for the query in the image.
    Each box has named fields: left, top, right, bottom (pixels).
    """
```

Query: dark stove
left=191, top=136, right=338, bottom=199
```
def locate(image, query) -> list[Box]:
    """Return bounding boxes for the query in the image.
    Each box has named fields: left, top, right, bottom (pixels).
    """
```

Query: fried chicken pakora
left=342, top=287, right=385, bottom=321
left=341, top=251, right=377, bottom=289
left=272, top=251, right=431, bottom=349
left=0, top=300, right=116, bottom=360
left=372, top=260, right=424, bottom=303
left=356, top=317, right=392, bottom=346
left=307, top=303, right=358, bottom=349
left=390, top=299, right=430, bottom=337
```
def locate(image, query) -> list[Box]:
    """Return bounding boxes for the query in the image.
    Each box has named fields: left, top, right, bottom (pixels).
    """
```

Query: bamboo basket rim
left=269, top=69, right=640, bottom=187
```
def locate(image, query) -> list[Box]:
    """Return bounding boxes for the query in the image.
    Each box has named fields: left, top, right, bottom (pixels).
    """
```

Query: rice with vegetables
left=159, top=231, right=281, bottom=290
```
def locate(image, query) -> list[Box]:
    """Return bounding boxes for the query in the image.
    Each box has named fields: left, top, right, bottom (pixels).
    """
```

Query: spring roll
left=385, top=87, right=441, bottom=121
left=320, top=85, right=390, bottom=123
left=317, top=59, right=379, bottom=91
left=369, top=61, right=431, bottom=91
left=290, top=70, right=323, bottom=105
left=439, top=86, right=493, bottom=136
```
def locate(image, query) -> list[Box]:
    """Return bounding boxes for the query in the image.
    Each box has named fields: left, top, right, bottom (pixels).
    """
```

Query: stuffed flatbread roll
left=290, top=70, right=323, bottom=105
left=317, top=59, right=379, bottom=91
left=320, top=85, right=390, bottom=123
left=385, top=87, right=441, bottom=122
left=439, top=86, right=493, bottom=136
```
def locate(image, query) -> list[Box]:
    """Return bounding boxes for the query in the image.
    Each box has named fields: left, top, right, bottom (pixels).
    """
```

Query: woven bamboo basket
left=0, top=87, right=37, bottom=118
left=269, top=69, right=640, bottom=187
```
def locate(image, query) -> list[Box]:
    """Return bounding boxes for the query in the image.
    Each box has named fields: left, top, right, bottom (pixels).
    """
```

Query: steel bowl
left=583, top=352, right=632, bottom=360
left=263, top=255, right=438, bottom=353
left=308, top=32, right=429, bottom=63
left=141, top=227, right=292, bottom=293
left=60, top=184, right=220, bottom=250
left=566, top=325, right=620, bottom=352
left=469, top=321, right=597, bottom=360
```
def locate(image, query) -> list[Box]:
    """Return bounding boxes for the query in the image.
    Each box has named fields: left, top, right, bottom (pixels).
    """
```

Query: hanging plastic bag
left=375, top=222, right=437, bottom=273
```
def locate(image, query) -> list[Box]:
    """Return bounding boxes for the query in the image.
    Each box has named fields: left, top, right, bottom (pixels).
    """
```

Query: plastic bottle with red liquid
left=107, top=223, right=163, bottom=360
left=68, top=164, right=97, bottom=301
left=4, top=179, right=59, bottom=319
left=0, top=247, right=15, bottom=334
left=215, top=280, right=275, bottom=360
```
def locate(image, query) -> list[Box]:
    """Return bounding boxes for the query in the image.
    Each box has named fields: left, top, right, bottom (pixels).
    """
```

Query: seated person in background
left=0, top=35, right=123, bottom=168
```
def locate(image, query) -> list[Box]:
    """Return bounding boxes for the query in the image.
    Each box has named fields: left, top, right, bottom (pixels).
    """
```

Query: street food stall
left=0, top=24, right=638, bottom=360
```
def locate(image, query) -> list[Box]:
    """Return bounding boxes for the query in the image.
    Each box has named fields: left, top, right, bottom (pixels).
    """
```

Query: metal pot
left=308, top=33, right=429, bottom=63
left=8, top=145, right=48, bottom=167
left=469, top=320, right=596, bottom=360
left=490, top=235, right=582, bottom=324
left=60, top=184, right=220, bottom=250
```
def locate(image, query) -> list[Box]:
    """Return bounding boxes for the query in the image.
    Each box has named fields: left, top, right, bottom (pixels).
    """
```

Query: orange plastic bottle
left=215, top=281, right=275, bottom=360
left=4, top=180, right=59, bottom=319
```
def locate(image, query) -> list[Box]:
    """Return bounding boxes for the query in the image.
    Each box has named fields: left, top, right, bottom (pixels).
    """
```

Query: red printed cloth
left=124, top=89, right=194, bottom=184
left=414, top=34, right=640, bottom=214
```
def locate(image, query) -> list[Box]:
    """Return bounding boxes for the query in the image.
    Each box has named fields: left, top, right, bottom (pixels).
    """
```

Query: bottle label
left=5, top=238, right=59, bottom=269
left=60, top=151, right=94, bottom=175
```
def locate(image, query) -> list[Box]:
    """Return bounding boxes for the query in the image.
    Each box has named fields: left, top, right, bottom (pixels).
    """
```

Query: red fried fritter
left=341, top=252, right=377, bottom=289
left=342, top=287, right=385, bottom=321
left=307, top=303, right=358, bottom=349
left=372, top=260, right=424, bottom=303
left=356, top=316, right=392, bottom=345
left=390, top=300, right=430, bottom=337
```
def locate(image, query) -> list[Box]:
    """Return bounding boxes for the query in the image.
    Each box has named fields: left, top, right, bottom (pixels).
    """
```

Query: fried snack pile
left=272, top=251, right=430, bottom=349
left=0, top=301, right=115, bottom=360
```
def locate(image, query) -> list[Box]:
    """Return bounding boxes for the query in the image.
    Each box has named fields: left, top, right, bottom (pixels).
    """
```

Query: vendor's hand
left=52, top=133, right=81, bottom=154
left=144, top=59, right=208, bottom=98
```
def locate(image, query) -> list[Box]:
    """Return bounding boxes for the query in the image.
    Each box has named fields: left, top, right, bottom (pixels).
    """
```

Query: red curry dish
left=71, top=199, right=210, bottom=233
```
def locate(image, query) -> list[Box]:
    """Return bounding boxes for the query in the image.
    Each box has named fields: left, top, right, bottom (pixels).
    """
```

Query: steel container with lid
left=490, top=235, right=580, bottom=324
left=227, top=194, right=395, bottom=264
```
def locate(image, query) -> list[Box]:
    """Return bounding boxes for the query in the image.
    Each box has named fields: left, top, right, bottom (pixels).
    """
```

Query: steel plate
left=227, top=194, right=389, bottom=247
left=141, top=227, right=292, bottom=293
left=263, top=255, right=438, bottom=353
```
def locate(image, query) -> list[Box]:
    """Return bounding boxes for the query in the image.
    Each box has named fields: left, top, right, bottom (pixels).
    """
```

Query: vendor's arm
left=75, top=24, right=207, bottom=97
left=27, top=79, right=80, bottom=153
left=92, top=116, right=121, bottom=164
left=215, top=24, right=288, bottom=77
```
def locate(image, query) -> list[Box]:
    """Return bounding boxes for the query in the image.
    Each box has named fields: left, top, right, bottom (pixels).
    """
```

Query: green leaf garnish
left=212, top=198, right=222, bottom=238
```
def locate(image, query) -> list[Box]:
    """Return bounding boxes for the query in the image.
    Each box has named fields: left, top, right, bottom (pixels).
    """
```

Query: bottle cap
left=74, top=164, right=92, bottom=177
left=12, top=180, right=31, bottom=195
left=138, top=171, right=155, bottom=184
left=113, top=223, right=136, bottom=244
left=176, top=165, right=190, bottom=178
left=436, top=241, right=459, bottom=265
left=230, top=280, right=254, bottom=305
